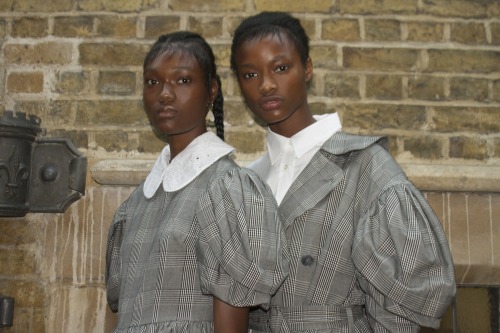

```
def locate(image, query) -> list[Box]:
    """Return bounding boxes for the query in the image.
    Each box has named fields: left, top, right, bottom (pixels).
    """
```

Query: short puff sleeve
left=105, top=201, right=127, bottom=313
left=353, top=178, right=456, bottom=331
left=195, top=168, right=289, bottom=308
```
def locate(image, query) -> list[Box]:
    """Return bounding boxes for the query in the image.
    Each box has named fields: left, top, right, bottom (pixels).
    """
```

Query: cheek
left=142, top=90, right=156, bottom=105
left=288, top=78, right=307, bottom=96
left=239, top=81, right=258, bottom=100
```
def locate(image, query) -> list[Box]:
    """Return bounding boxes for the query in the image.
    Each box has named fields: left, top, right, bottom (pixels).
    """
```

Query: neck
left=167, top=128, right=207, bottom=161
left=269, top=108, right=316, bottom=138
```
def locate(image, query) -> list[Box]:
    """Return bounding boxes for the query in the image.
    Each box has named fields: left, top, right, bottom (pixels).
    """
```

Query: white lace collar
left=143, top=132, right=235, bottom=197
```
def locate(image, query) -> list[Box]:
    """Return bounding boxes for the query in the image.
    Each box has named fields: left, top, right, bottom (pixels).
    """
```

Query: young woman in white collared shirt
left=231, top=12, right=456, bottom=333
left=105, top=31, right=289, bottom=333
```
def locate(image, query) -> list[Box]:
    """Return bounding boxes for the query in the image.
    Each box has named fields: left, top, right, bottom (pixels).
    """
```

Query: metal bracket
left=0, top=111, right=86, bottom=217
left=29, top=138, right=87, bottom=213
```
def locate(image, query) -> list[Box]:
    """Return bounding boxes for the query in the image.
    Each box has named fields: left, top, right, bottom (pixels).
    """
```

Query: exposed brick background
left=1, top=1, right=499, bottom=332
left=0, top=0, right=498, bottom=160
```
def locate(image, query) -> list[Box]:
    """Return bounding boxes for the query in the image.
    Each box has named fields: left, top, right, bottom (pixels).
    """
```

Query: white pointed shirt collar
left=143, top=131, right=235, bottom=198
left=266, top=113, right=342, bottom=165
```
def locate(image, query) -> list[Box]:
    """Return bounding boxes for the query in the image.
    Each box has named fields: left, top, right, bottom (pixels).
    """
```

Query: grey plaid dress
left=249, top=132, right=456, bottom=333
left=106, top=155, right=289, bottom=332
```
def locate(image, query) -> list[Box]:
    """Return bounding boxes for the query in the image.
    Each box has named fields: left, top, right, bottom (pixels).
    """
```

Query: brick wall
left=1, top=0, right=499, bottom=332
left=1, top=0, right=499, bottom=161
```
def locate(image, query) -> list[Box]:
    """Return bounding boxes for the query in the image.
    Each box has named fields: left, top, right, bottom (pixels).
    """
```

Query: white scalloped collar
left=143, top=132, right=235, bottom=197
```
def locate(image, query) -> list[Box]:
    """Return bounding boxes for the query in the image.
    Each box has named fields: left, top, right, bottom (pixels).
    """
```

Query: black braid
left=212, top=74, right=224, bottom=141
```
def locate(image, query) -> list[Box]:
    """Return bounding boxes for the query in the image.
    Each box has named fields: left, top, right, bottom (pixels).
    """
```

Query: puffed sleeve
left=352, top=178, right=456, bottom=331
left=105, top=202, right=127, bottom=313
left=194, top=168, right=289, bottom=308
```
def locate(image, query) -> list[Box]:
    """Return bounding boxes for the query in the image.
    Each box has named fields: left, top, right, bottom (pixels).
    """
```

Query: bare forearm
left=213, top=297, right=249, bottom=333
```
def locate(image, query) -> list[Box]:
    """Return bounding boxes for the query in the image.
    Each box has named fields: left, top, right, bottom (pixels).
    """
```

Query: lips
left=259, top=96, right=283, bottom=111
left=156, top=106, right=177, bottom=119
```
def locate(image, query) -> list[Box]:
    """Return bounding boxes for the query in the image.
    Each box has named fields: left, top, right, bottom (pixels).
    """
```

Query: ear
left=305, top=57, right=313, bottom=82
left=209, top=78, right=218, bottom=103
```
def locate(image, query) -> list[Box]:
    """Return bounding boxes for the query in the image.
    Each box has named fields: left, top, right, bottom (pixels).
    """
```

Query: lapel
left=279, top=150, right=344, bottom=229
left=278, top=132, right=384, bottom=230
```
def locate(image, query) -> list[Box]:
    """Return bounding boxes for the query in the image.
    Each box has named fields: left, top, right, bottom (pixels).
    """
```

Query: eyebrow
left=238, top=54, right=290, bottom=69
left=143, top=65, right=195, bottom=73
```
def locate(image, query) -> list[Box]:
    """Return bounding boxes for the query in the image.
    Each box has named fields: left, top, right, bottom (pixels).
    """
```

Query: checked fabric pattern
left=249, top=132, right=456, bottom=333
left=106, top=156, right=289, bottom=333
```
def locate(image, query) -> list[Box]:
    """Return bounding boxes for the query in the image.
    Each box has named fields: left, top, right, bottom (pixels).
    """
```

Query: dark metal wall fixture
left=0, top=110, right=87, bottom=217
left=0, top=296, right=14, bottom=329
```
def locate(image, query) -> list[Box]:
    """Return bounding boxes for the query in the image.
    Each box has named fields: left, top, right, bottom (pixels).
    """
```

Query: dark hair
left=230, top=12, right=310, bottom=71
left=144, top=31, right=224, bottom=140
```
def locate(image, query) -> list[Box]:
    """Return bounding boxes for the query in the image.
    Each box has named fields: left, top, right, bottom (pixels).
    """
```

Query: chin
left=264, top=114, right=290, bottom=126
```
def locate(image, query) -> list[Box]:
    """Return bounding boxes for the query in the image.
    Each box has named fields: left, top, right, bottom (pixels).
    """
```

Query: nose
left=259, top=73, right=277, bottom=95
left=159, top=83, right=175, bottom=103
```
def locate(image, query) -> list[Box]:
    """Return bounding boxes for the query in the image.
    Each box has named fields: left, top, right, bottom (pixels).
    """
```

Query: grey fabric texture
left=106, top=155, right=289, bottom=332
left=249, top=132, right=456, bottom=333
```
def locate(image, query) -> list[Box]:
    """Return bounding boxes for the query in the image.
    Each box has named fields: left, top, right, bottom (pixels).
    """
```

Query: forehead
left=236, top=33, right=299, bottom=61
left=242, top=32, right=294, bottom=49
left=145, top=50, right=201, bottom=71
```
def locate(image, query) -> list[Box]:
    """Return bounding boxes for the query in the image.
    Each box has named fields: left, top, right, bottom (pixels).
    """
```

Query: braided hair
left=230, top=11, right=310, bottom=72
left=144, top=31, right=224, bottom=140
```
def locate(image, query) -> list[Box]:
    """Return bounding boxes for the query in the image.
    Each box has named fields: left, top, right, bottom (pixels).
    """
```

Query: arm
left=105, top=203, right=128, bottom=313
left=213, top=297, right=249, bottom=333
left=354, top=181, right=456, bottom=331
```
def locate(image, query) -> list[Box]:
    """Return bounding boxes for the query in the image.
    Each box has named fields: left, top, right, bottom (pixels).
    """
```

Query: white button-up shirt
left=249, top=113, right=342, bottom=204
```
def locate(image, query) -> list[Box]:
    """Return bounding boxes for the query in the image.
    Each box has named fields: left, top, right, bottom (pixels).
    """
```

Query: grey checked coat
left=249, top=132, right=456, bottom=333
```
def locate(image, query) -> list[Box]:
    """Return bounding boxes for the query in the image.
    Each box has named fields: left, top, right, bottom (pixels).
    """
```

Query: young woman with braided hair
left=106, top=31, right=289, bottom=333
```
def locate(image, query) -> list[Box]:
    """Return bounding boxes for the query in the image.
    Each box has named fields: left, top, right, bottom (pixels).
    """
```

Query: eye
left=242, top=72, right=258, bottom=80
left=275, top=65, right=289, bottom=73
left=177, top=77, right=191, bottom=85
left=145, top=78, right=158, bottom=85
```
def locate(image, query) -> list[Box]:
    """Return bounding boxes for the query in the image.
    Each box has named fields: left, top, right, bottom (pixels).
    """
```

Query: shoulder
left=321, top=131, right=387, bottom=155
left=111, top=183, right=148, bottom=221
left=212, top=156, right=271, bottom=194
left=322, top=132, right=401, bottom=174
left=319, top=132, right=409, bottom=198
left=194, top=157, right=274, bottom=210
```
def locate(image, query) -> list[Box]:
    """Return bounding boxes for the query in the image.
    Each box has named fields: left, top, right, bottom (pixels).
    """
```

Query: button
left=301, top=255, right=314, bottom=266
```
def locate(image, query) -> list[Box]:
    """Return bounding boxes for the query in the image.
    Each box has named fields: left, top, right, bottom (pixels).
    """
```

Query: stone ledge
left=400, top=163, right=500, bottom=193
left=90, top=159, right=155, bottom=186
left=90, top=159, right=500, bottom=193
